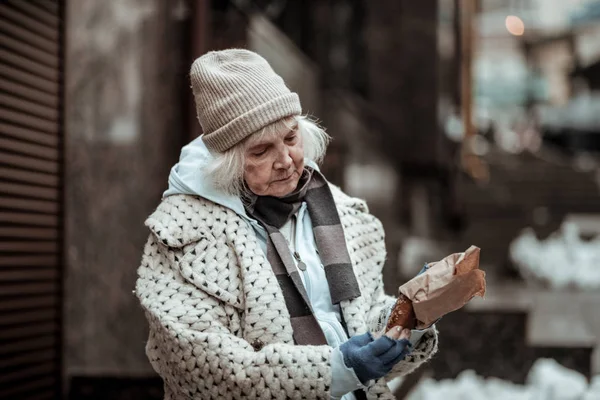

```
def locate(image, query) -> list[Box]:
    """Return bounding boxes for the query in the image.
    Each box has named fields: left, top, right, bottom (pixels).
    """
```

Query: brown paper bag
left=399, top=246, right=486, bottom=329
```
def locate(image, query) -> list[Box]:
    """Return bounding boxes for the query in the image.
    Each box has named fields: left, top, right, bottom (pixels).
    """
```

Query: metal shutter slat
left=0, top=348, right=55, bottom=370
left=0, top=167, right=59, bottom=187
left=0, top=212, right=58, bottom=226
left=0, top=336, right=55, bottom=356
left=6, top=1, right=59, bottom=28
left=0, top=79, right=59, bottom=108
left=0, top=17, right=58, bottom=54
left=0, top=362, right=56, bottom=384
left=0, top=32, right=58, bottom=68
left=0, top=212, right=58, bottom=227
left=0, top=63, right=58, bottom=94
left=0, top=227, right=58, bottom=240
left=0, top=122, right=59, bottom=146
left=0, top=197, right=58, bottom=213
left=0, top=268, right=58, bottom=281
left=0, top=137, right=58, bottom=160
left=0, top=322, right=57, bottom=340
left=0, top=308, right=57, bottom=326
left=0, top=282, right=57, bottom=296
left=0, top=152, right=59, bottom=173
left=22, top=392, right=55, bottom=400
left=0, top=92, right=59, bottom=121
left=0, top=377, right=54, bottom=399
left=0, top=296, right=56, bottom=311
left=0, top=242, right=58, bottom=253
left=0, top=182, right=58, bottom=200
left=0, top=255, right=59, bottom=267
left=30, top=1, right=59, bottom=15
left=0, top=6, right=58, bottom=40
left=0, top=108, right=58, bottom=134
left=0, top=48, right=58, bottom=81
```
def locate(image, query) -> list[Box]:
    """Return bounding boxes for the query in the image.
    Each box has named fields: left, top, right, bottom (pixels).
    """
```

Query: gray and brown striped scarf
left=244, top=167, right=362, bottom=346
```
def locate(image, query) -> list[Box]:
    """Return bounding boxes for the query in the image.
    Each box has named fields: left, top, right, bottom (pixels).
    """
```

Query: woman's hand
left=339, top=327, right=412, bottom=385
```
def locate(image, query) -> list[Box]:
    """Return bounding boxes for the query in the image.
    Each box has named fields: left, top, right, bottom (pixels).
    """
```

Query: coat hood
left=163, top=135, right=248, bottom=217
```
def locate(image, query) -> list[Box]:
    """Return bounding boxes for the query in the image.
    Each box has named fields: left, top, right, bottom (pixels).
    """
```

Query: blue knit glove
left=339, top=332, right=412, bottom=385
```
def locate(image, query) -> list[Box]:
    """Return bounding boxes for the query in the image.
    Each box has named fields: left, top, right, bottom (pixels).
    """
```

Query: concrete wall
left=365, top=0, right=441, bottom=166
left=64, top=0, right=189, bottom=377
left=248, top=15, right=320, bottom=116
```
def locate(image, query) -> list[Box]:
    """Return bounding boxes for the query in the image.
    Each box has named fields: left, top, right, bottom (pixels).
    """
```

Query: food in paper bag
left=386, top=293, right=416, bottom=330
left=386, top=246, right=486, bottom=331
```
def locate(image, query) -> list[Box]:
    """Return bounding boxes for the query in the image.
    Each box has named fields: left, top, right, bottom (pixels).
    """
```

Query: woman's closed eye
left=252, top=146, right=268, bottom=157
left=285, top=134, right=298, bottom=143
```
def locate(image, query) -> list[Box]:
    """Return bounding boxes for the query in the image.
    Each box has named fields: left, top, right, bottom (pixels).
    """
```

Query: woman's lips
left=275, top=172, right=295, bottom=182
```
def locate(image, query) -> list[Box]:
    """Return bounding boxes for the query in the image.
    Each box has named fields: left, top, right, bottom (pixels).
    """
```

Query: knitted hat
left=190, top=49, right=302, bottom=153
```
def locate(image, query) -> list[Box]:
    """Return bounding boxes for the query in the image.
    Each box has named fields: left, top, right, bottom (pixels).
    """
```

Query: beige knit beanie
left=190, top=49, right=302, bottom=153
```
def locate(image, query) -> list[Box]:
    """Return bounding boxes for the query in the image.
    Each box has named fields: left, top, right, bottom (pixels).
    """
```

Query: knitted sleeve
left=136, top=235, right=333, bottom=400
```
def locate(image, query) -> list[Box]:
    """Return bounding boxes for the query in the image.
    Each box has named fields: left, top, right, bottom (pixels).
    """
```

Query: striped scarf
left=244, top=167, right=362, bottom=345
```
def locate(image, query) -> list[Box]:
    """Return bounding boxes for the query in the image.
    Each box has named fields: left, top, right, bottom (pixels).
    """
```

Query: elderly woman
left=136, top=49, right=438, bottom=400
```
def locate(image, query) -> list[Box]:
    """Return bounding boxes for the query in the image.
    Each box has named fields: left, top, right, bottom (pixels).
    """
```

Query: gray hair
left=203, top=115, right=331, bottom=197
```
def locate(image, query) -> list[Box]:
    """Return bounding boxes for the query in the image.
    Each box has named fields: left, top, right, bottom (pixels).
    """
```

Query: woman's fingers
left=384, top=326, right=403, bottom=340
left=369, top=331, right=399, bottom=356
left=384, top=326, right=411, bottom=341
left=400, top=328, right=411, bottom=340
left=367, top=326, right=411, bottom=357
left=371, top=327, right=412, bottom=363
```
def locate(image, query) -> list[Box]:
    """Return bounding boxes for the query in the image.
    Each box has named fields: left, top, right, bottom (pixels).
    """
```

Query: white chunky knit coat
left=136, top=187, right=438, bottom=399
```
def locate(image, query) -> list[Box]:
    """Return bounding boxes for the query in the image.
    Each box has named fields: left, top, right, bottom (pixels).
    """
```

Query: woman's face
left=244, top=121, right=304, bottom=197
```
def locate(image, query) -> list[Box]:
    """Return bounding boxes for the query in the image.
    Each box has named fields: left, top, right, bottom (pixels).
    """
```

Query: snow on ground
left=509, top=221, right=600, bottom=290
left=407, top=359, right=599, bottom=400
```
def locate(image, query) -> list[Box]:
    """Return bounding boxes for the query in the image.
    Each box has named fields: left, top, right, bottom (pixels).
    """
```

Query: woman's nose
left=273, top=147, right=292, bottom=169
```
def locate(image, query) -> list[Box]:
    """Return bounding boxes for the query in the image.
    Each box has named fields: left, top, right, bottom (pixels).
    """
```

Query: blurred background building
left=1, top=0, right=600, bottom=398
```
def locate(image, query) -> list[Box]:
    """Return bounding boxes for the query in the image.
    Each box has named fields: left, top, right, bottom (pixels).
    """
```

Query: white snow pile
left=407, top=358, right=599, bottom=400
left=509, top=222, right=600, bottom=290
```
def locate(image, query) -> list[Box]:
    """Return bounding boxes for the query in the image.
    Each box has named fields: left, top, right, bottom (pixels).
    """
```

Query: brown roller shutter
left=0, top=1, right=64, bottom=399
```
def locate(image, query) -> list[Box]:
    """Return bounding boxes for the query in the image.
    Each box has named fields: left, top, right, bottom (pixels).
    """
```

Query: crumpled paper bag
left=400, top=245, right=486, bottom=329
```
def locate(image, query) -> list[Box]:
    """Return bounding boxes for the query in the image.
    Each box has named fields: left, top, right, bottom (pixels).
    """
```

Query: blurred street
left=1, top=0, right=600, bottom=399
